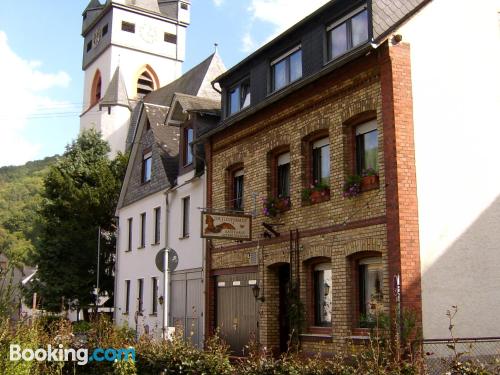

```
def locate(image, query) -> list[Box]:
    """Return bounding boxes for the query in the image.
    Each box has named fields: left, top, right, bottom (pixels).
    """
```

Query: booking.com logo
left=10, top=344, right=135, bottom=366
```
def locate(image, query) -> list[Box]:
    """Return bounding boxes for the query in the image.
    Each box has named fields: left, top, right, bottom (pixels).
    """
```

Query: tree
left=27, top=130, right=127, bottom=314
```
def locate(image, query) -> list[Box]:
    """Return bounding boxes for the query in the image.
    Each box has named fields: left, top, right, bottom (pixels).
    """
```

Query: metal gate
left=216, top=273, right=258, bottom=356
left=170, top=269, right=203, bottom=348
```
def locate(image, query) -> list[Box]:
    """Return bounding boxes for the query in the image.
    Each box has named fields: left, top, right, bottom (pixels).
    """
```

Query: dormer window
left=183, top=127, right=194, bottom=166
left=228, top=79, right=250, bottom=116
left=271, top=46, right=302, bottom=92
left=327, top=7, right=368, bottom=61
left=142, top=151, right=152, bottom=183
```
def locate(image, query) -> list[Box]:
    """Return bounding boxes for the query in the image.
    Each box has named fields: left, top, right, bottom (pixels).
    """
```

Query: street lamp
left=251, top=284, right=265, bottom=302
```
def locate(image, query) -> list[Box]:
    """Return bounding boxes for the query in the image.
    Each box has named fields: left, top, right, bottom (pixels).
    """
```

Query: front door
left=278, top=264, right=290, bottom=353
left=216, top=273, right=258, bottom=356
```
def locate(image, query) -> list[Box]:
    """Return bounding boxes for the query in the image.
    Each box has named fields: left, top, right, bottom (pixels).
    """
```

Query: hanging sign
left=201, top=212, right=252, bottom=241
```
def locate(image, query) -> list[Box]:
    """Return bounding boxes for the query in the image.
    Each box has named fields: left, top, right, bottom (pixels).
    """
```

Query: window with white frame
left=271, top=46, right=302, bottom=92
left=142, top=151, right=152, bottom=183
left=139, top=213, right=146, bottom=248
left=228, top=79, right=251, bottom=116
left=182, top=196, right=190, bottom=238
left=277, top=152, right=290, bottom=198
left=313, top=263, right=333, bottom=326
left=327, top=7, right=368, bottom=60
left=151, top=277, right=158, bottom=315
left=357, top=257, right=383, bottom=327
left=355, top=120, right=378, bottom=175
left=312, top=137, right=330, bottom=186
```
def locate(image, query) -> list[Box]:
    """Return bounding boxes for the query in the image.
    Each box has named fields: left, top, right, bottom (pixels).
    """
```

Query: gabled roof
left=100, top=66, right=131, bottom=110
left=116, top=53, right=225, bottom=211
left=83, top=0, right=103, bottom=15
left=166, top=93, right=221, bottom=126
left=144, top=52, right=226, bottom=107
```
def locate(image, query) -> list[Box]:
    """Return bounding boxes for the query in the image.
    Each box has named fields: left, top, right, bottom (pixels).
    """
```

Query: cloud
left=0, top=31, right=71, bottom=167
left=242, top=0, right=330, bottom=52
left=212, top=0, right=224, bottom=6
left=241, top=32, right=256, bottom=53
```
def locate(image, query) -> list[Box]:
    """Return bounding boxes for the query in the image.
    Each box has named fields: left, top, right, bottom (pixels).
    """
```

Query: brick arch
left=298, top=116, right=331, bottom=139
left=302, top=245, right=332, bottom=262
left=343, top=238, right=384, bottom=258
left=340, top=96, right=378, bottom=124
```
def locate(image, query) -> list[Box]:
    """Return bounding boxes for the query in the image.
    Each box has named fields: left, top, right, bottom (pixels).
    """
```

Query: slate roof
left=166, top=93, right=221, bottom=125
left=83, top=0, right=104, bottom=14
left=144, top=52, right=225, bottom=107
left=100, top=66, right=130, bottom=110
left=372, top=0, right=429, bottom=41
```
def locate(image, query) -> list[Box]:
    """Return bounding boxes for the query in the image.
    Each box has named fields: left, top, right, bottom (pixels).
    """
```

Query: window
left=182, top=196, right=190, bottom=238
left=233, top=169, right=244, bottom=211
left=357, top=257, right=383, bottom=327
left=355, top=120, right=378, bottom=175
left=90, top=70, right=102, bottom=107
left=127, top=218, right=133, bottom=252
left=328, top=8, right=368, bottom=60
left=183, top=127, right=194, bottom=166
left=164, top=32, right=177, bottom=44
left=125, top=280, right=130, bottom=314
left=102, top=24, right=108, bottom=36
left=154, top=207, right=161, bottom=244
left=313, top=263, right=333, bottom=326
left=277, top=152, right=290, bottom=198
left=228, top=79, right=251, bottom=116
left=271, top=46, right=302, bottom=92
left=139, top=213, right=146, bottom=248
left=142, top=152, right=152, bottom=183
left=137, top=71, right=155, bottom=97
left=122, top=21, right=135, bottom=33
left=151, top=277, right=158, bottom=315
left=137, top=279, right=144, bottom=313
left=86, top=41, right=92, bottom=52
left=180, top=3, right=188, bottom=10
left=312, top=138, right=330, bottom=185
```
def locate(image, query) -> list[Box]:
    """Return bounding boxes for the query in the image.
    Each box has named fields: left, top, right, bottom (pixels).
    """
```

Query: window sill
left=149, top=313, right=157, bottom=317
left=179, top=235, right=189, bottom=240
left=300, top=333, right=333, bottom=342
left=137, top=246, right=146, bottom=250
left=124, top=250, right=132, bottom=253
left=302, top=196, right=331, bottom=207
left=360, top=175, right=380, bottom=192
left=141, top=180, right=151, bottom=186
left=151, top=242, right=160, bottom=247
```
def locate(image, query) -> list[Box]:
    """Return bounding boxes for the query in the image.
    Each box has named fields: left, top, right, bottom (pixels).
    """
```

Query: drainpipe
left=113, top=216, right=120, bottom=324
left=201, top=166, right=207, bottom=346
left=163, top=190, right=171, bottom=340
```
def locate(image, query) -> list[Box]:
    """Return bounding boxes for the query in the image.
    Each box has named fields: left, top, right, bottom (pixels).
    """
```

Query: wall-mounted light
left=251, top=284, right=265, bottom=302
left=324, top=283, right=330, bottom=296
left=158, top=295, right=164, bottom=305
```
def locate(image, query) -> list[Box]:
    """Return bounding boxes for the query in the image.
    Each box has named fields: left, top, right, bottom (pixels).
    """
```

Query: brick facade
left=205, top=42, right=421, bottom=354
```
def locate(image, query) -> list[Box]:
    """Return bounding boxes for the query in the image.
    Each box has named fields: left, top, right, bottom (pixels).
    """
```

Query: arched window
left=90, top=70, right=102, bottom=107
left=137, top=71, right=155, bottom=97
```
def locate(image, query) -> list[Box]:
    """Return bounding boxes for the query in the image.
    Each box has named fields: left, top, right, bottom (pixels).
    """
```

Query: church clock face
left=92, top=28, right=102, bottom=47
left=139, top=23, right=158, bottom=44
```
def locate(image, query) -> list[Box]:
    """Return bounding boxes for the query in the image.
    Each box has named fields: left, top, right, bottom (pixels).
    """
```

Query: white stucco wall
left=115, top=172, right=206, bottom=338
left=115, top=190, right=167, bottom=335
left=167, top=171, right=205, bottom=271
left=397, top=0, right=500, bottom=339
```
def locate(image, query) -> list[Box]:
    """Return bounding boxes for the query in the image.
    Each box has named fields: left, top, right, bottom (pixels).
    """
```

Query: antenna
left=214, top=43, right=218, bottom=53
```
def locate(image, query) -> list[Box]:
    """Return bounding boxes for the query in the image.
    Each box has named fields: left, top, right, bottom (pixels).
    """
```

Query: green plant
left=263, top=196, right=291, bottom=217
left=343, top=175, right=362, bottom=198
left=302, top=181, right=330, bottom=203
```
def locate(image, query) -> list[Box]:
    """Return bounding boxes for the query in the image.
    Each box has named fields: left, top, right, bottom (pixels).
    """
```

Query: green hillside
left=0, top=156, right=58, bottom=265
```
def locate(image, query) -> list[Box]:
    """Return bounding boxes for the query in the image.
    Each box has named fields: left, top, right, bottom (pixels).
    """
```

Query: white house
left=114, top=53, right=225, bottom=346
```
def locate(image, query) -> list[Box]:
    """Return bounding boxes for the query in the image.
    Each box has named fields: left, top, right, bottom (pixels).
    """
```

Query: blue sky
left=0, top=0, right=329, bottom=167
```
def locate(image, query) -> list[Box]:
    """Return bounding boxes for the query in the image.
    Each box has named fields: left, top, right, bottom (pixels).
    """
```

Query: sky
left=0, top=0, right=330, bottom=167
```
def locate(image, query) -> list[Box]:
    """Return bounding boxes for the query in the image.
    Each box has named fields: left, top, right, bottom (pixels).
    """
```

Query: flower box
left=263, top=196, right=291, bottom=217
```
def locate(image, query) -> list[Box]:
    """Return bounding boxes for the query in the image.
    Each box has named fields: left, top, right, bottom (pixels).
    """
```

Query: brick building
left=198, top=0, right=500, bottom=356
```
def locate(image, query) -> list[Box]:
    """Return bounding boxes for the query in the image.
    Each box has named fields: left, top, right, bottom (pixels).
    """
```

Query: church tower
left=80, top=0, right=190, bottom=154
